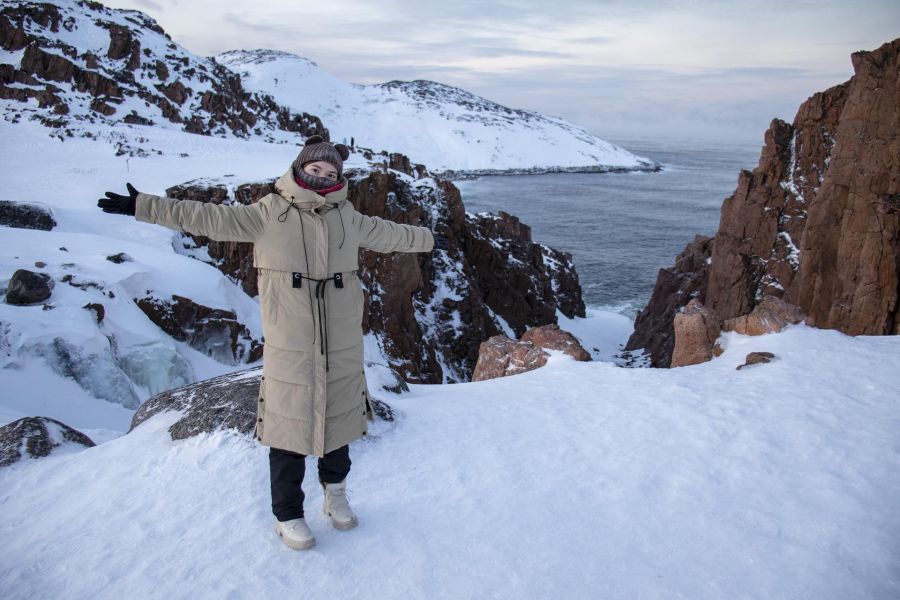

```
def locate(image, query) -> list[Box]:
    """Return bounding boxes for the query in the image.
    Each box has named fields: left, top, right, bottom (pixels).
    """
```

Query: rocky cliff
left=626, top=38, right=900, bottom=367
left=0, top=0, right=325, bottom=153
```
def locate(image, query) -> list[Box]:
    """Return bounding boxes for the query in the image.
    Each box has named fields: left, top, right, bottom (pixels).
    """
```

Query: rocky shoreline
left=432, top=162, right=662, bottom=181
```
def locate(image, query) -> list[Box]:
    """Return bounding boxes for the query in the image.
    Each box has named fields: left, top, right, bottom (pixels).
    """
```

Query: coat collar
left=274, top=167, right=348, bottom=210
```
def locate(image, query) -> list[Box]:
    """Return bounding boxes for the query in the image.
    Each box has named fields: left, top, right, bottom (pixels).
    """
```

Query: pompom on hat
left=291, top=135, right=350, bottom=187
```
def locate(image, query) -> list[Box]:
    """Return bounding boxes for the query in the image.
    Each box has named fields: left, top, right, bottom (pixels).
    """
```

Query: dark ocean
left=453, top=136, right=763, bottom=318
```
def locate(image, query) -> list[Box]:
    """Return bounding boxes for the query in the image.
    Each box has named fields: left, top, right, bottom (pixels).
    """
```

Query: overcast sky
left=106, top=0, right=899, bottom=144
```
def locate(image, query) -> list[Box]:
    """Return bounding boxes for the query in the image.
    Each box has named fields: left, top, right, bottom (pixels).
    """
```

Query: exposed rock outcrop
left=462, top=210, right=585, bottom=337
left=627, top=38, right=900, bottom=367
left=472, top=324, right=591, bottom=382
left=670, top=299, right=723, bottom=368
left=722, top=295, right=806, bottom=336
left=625, top=235, right=712, bottom=367
left=128, top=366, right=394, bottom=441
left=0, top=200, right=56, bottom=230
left=0, top=416, right=95, bottom=468
left=129, top=366, right=262, bottom=441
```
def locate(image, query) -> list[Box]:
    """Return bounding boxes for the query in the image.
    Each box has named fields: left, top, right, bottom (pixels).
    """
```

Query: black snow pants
left=269, top=444, right=351, bottom=521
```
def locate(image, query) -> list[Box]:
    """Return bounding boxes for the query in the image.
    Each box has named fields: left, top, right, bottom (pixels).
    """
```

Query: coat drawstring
left=292, top=272, right=346, bottom=372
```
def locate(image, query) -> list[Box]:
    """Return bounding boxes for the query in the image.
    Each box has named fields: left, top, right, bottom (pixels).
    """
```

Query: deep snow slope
left=217, top=49, right=657, bottom=174
left=0, top=324, right=898, bottom=600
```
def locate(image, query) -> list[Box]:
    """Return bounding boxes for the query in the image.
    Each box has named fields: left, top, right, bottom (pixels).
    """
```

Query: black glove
left=97, top=182, right=139, bottom=216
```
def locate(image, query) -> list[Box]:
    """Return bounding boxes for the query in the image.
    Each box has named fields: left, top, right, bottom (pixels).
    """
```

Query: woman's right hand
left=97, top=182, right=139, bottom=216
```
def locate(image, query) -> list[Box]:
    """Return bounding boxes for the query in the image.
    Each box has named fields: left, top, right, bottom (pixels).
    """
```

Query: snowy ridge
left=217, top=49, right=659, bottom=174
left=0, top=0, right=323, bottom=155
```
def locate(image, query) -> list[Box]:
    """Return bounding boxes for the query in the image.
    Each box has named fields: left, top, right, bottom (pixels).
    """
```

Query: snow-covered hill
left=1, top=0, right=656, bottom=174
left=1, top=324, right=898, bottom=599
left=216, top=49, right=657, bottom=175
left=0, top=0, right=324, bottom=156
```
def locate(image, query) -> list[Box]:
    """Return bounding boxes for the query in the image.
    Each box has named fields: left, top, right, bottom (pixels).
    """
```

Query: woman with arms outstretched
left=99, top=136, right=437, bottom=550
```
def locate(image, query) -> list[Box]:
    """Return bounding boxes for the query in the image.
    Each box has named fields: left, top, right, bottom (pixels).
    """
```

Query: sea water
left=453, top=136, right=762, bottom=318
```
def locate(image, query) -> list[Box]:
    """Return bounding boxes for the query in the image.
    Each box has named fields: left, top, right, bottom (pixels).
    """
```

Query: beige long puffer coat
left=135, top=166, right=435, bottom=456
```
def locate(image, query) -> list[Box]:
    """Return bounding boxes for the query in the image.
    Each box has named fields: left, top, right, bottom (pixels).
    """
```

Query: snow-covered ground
left=2, top=98, right=899, bottom=600
left=1, top=324, right=898, bottom=599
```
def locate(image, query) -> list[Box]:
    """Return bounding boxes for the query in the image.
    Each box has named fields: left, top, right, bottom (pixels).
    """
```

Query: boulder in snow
left=472, top=324, right=590, bottom=381
left=0, top=200, right=56, bottom=231
left=521, top=324, right=592, bottom=362
left=129, top=366, right=394, bottom=441
left=0, top=416, right=95, bottom=468
left=722, top=296, right=805, bottom=336
left=5, top=269, right=54, bottom=305
left=105, top=252, right=132, bottom=264
left=736, top=351, right=776, bottom=370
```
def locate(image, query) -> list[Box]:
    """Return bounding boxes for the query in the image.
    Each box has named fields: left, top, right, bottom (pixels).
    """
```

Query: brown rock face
left=625, top=235, right=713, bottom=367
left=796, top=42, right=900, bottom=335
left=472, top=324, right=591, bottom=381
left=670, top=299, right=723, bottom=368
left=628, top=38, right=900, bottom=367
left=462, top=210, right=585, bottom=337
left=107, top=24, right=130, bottom=59
left=722, top=295, right=805, bottom=336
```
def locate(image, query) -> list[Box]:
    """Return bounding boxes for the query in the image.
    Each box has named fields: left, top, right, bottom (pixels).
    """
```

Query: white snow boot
left=322, top=479, right=358, bottom=530
left=274, top=517, right=316, bottom=550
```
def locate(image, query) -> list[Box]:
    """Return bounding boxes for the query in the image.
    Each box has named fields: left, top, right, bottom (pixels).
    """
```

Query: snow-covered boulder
left=0, top=200, right=56, bottom=230
left=0, top=416, right=95, bottom=468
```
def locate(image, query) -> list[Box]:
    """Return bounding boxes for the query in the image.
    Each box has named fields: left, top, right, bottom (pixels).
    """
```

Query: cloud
left=131, top=0, right=164, bottom=11
left=100, top=0, right=900, bottom=141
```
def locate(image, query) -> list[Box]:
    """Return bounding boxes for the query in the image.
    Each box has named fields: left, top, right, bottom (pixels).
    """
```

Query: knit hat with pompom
left=291, top=135, right=350, bottom=190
